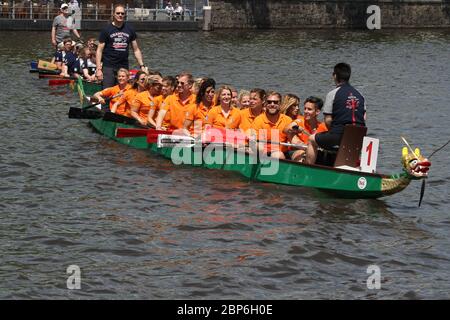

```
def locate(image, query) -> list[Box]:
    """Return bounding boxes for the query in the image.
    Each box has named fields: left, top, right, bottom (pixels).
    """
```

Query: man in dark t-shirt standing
left=305, top=63, right=367, bottom=164
left=95, top=4, right=148, bottom=88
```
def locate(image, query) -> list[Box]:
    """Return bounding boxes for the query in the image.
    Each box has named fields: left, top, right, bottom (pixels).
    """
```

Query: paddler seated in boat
left=205, top=86, right=242, bottom=130
left=239, top=88, right=266, bottom=134
left=155, top=72, right=197, bottom=132
left=111, top=71, right=148, bottom=116
left=280, top=94, right=301, bottom=120
left=51, top=41, right=65, bottom=66
left=130, top=75, right=163, bottom=126
left=231, top=86, right=239, bottom=109
left=192, top=77, right=206, bottom=95
left=238, top=90, right=251, bottom=109
left=182, top=78, right=216, bottom=134
left=91, top=68, right=131, bottom=112
left=55, top=37, right=75, bottom=72
left=305, top=62, right=366, bottom=165
left=249, top=91, right=293, bottom=160
left=147, top=75, right=176, bottom=129
left=59, top=40, right=78, bottom=78
left=86, top=45, right=97, bottom=77
left=285, top=96, right=328, bottom=162
left=71, top=46, right=96, bottom=81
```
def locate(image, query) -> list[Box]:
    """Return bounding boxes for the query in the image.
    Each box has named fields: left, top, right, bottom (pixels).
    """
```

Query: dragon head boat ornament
left=401, top=147, right=431, bottom=179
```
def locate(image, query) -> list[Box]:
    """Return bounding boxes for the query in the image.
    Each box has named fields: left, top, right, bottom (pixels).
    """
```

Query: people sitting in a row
left=52, top=36, right=98, bottom=80
left=90, top=70, right=331, bottom=163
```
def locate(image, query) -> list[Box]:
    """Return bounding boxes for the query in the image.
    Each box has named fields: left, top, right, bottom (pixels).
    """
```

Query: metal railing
left=0, top=1, right=203, bottom=21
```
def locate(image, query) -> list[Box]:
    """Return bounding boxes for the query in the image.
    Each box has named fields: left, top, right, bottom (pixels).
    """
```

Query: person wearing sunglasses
left=96, top=4, right=148, bottom=89
left=249, top=91, right=293, bottom=159
left=155, top=73, right=197, bottom=131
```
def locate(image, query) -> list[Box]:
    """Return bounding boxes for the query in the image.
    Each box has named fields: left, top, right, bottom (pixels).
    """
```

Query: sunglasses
left=177, top=81, right=186, bottom=86
left=266, top=100, right=280, bottom=105
left=115, top=12, right=126, bottom=16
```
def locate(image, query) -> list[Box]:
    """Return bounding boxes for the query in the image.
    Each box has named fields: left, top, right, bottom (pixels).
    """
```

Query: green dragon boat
left=72, top=78, right=431, bottom=199
left=86, top=118, right=431, bottom=199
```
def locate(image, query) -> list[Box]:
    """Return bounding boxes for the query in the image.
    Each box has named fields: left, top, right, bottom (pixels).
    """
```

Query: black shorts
left=315, top=132, right=342, bottom=150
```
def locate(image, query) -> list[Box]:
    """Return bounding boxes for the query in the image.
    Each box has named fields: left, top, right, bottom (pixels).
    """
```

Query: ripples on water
left=0, top=30, right=450, bottom=299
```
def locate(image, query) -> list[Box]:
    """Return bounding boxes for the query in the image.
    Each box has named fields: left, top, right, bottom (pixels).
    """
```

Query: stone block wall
left=208, top=0, right=450, bottom=29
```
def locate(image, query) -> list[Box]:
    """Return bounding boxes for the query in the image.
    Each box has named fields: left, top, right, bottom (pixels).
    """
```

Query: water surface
left=0, top=29, right=449, bottom=299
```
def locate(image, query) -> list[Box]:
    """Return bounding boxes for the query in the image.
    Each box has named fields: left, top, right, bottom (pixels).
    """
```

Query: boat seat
left=333, top=124, right=367, bottom=168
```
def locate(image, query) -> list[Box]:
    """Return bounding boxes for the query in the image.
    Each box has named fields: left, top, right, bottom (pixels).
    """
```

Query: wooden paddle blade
left=38, top=59, right=58, bottom=71
left=49, top=79, right=72, bottom=86
left=68, top=107, right=103, bottom=119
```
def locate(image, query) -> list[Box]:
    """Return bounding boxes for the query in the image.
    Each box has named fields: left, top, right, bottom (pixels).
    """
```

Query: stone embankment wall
left=208, top=0, right=450, bottom=29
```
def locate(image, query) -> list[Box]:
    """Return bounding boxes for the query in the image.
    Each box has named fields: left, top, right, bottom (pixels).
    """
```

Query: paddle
left=148, top=131, right=307, bottom=150
left=115, top=127, right=172, bottom=138
left=49, top=79, right=73, bottom=86
left=68, top=107, right=103, bottom=119
left=39, top=73, right=76, bottom=79
left=416, top=138, right=449, bottom=207
left=38, top=59, right=58, bottom=71
left=68, top=107, right=140, bottom=126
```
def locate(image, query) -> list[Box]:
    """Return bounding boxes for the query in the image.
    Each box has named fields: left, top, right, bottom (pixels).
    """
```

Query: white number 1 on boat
left=360, top=137, right=379, bottom=173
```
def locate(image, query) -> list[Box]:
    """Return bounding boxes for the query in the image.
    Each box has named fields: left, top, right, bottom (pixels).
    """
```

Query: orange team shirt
left=160, top=93, right=197, bottom=129
left=131, top=91, right=160, bottom=120
left=293, top=116, right=328, bottom=144
left=251, top=113, right=293, bottom=152
left=150, top=95, right=170, bottom=128
left=194, top=102, right=213, bottom=126
left=100, top=84, right=131, bottom=112
left=206, top=106, right=242, bottom=129
left=239, top=107, right=262, bottom=132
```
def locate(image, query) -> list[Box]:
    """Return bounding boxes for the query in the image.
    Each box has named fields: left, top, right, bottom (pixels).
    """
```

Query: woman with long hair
left=280, top=93, right=301, bottom=120
left=183, top=78, right=216, bottom=132
left=205, top=85, right=241, bottom=129
left=111, top=70, right=148, bottom=116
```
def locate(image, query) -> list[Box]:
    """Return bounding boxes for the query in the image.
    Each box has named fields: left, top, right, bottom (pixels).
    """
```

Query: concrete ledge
left=0, top=19, right=201, bottom=31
